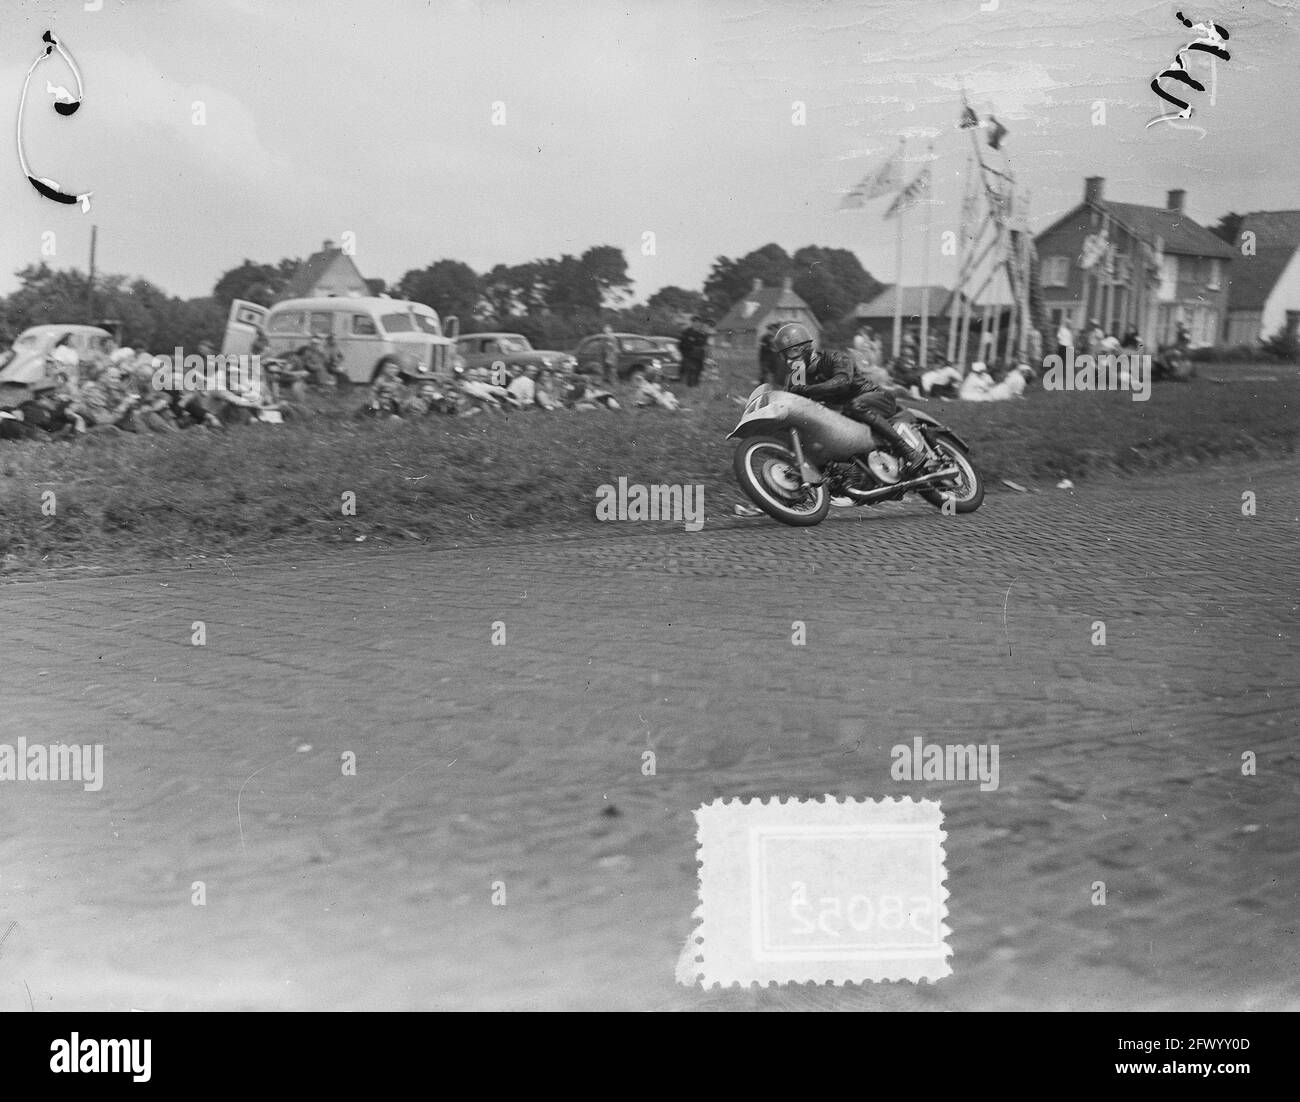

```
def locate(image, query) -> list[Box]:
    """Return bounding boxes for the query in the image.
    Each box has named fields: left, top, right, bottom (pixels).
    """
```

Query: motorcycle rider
left=772, top=322, right=928, bottom=475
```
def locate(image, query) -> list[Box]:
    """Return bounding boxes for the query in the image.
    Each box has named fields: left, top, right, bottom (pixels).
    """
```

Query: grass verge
left=1, top=369, right=1295, bottom=575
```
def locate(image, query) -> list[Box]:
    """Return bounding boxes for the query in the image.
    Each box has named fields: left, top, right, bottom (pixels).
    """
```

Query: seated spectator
left=629, top=367, right=681, bottom=410
left=958, top=362, right=996, bottom=402
left=399, top=380, right=446, bottom=418
left=50, top=333, right=79, bottom=379
left=368, top=360, right=408, bottom=417
left=323, top=335, right=348, bottom=387
left=986, top=364, right=1034, bottom=401
left=129, top=356, right=178, bottom=432
left=70, top=364, right=138, bottom=431
left=890, top=353, right=924, bottom=392
left=534, top=368, right=560, bottom=411
left=920, top=363, right=963, bottom=399
left=505, top=365, right=538, bottom=409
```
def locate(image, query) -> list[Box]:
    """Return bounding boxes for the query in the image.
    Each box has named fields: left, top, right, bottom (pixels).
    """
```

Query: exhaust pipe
left=843, top=466, right=960, bottom=502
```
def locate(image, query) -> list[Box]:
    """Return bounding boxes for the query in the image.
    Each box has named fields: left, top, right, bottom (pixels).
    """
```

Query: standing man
left=757, top=321, right=781, bottom=386
left=600, top=324, right=619, bottom=386
left=1056, top=318, right=1073, bottom=363
left=678, top=314, right=707, bottom=388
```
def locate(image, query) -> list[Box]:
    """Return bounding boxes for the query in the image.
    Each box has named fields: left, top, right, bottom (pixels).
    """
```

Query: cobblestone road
left=0, top=460, right=1296, bottom=1010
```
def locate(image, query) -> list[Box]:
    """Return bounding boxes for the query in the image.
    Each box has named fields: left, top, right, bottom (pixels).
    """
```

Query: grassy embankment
left=0, top=363, right=1295, bottom=573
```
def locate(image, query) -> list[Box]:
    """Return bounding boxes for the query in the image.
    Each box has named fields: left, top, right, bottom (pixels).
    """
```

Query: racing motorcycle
left=728, top=384, right=984, bottom=527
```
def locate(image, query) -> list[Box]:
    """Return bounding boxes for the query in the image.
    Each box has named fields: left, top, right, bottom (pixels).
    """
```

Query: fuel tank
left=759, top=391, right=876, bottom=462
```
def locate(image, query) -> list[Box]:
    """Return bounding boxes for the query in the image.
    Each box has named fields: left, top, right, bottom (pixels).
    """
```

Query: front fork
left=787, top=429, right=824, bottom=487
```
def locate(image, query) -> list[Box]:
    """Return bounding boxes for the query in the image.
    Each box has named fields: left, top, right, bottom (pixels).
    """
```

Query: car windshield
left=414, top=314, right=441, bottom=335
left=619, top=337, right=657, bottom=353
left=380, top=313, right=416, bottom=333
left=497, top=336, right=531, bottom=353
left=13, top=332, right=44, bottom=351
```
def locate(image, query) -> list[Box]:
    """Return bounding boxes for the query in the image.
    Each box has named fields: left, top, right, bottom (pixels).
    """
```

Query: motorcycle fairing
left=727, top=387, right=876, bottom=461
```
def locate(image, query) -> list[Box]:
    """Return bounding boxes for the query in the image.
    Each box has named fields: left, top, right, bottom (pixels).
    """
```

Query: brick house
left=1034, top=178, right=1234, bottom=348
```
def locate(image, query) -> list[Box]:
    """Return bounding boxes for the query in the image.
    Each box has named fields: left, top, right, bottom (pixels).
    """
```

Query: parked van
left=222, top=296, right=460, bottom=383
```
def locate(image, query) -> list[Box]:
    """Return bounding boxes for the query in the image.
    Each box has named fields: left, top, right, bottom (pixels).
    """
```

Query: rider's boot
left=863, top=412, right=929, bottom=475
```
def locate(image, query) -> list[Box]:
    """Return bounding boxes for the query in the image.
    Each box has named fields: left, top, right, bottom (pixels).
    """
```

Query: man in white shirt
left=1055, top=320, right=1073, bottom=362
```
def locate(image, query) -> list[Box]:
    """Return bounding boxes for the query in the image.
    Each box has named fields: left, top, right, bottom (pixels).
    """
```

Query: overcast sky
left=1, top=0, right=1296, bottom=305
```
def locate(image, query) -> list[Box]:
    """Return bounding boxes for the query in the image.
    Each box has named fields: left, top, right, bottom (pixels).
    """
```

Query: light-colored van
left=222, top=296, right=460, bottom=383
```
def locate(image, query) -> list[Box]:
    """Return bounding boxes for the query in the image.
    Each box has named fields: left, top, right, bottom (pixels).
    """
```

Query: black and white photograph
left=0, top=0, right=1295, bottom=1050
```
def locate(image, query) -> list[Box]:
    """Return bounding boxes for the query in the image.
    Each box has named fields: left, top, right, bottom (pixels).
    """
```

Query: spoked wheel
left=920, top=434, right=985, bottom=514
left=732, top=435, right=831, bottom=527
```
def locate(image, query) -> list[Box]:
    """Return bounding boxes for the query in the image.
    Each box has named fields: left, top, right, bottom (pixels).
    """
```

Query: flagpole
left=918, top=146, right=934, bottom=373
left=893, top=197, right=905, bottom=361
left=947, top=152, right=974, bottom=364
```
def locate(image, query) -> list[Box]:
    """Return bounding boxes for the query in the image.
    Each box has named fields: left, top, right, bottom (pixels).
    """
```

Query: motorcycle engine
left=866, top=450, right=902, bottom=483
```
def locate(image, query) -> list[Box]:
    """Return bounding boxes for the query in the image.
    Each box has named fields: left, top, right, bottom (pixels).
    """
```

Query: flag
left=883, top=166, right=930, bottom=220
left=986, top=116, right=1008, bottom=150
left=839, top=148, right=903, bottom=209
left=1078, top=232, right=1107, bottom=270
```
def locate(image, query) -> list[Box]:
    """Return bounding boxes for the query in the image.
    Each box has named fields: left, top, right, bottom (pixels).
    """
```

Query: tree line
left=0, top=242, right=883, bottom=352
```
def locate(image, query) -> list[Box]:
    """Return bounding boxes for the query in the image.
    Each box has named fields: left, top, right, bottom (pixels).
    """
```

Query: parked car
left=222, top=296, right=460, bottom=384
left=646, top=336, right=683, bottom=375
left=454, top=332, right=577, bottom=383
left=572, top=332, right=682, bottom=382
left=0, top=324, right=113, bottom=400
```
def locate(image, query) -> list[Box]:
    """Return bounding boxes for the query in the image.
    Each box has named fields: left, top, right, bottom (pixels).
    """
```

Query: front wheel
left=732, top=435, right=831, bottom=527
left=920, top=434, right=985, bottom=513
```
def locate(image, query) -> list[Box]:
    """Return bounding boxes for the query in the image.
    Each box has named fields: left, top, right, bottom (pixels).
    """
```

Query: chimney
left=781, top=276, right=794, bottom=292
left=1166, top=189, right=1185, bottom=214
left=751, top=278, right=763, bottom=292
left=323, top=238, right=335, bottom=251
left=1083, top=177, right=1104, bottom=205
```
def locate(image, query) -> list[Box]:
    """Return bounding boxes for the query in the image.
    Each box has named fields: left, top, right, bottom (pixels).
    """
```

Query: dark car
left=572, top=332, right=682, bottom=382
left=454, top=332, right=576, bottom=383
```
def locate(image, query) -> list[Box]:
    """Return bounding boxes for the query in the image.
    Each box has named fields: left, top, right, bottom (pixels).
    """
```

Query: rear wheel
left=920, top=434, right=984, bottom=513
left=732, top=435, right=831, bottom=527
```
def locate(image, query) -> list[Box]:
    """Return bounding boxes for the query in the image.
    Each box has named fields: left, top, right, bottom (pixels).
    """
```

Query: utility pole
left=87, top=224, right=97, bottom=321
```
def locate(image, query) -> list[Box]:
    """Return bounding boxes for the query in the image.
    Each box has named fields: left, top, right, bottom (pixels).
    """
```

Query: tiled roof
left=1100, top=201, right=1237, bottom=260
left=283, top=248, right=364, bottom=298
left=853, top=284, right=957, bottom=317
left=716, top=284, right=818, bottom=332
left=1036, top=197, right=1236, bottom=260
left=1225, top=210, right=1300, bottom=310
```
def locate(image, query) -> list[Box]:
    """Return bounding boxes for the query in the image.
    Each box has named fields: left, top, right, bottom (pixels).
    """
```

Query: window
left=497, top=336, right=531, bottom=353
left=1042, top=256, right=1070, bottom=287
left=1158, top=256, right=1179, bottom=301
left=350, top=314, right=378, bottom=336
left=268, top=311, right=305, bottom=335
left=308, top=312, right=333, bottom=337
left=413, top=313, right=441, bottom=335
left=1207, top=259, right=1222, bottom=290
left=380, top=312, right=415, bottom=333
left=618, top=337, right=657, bottom=353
